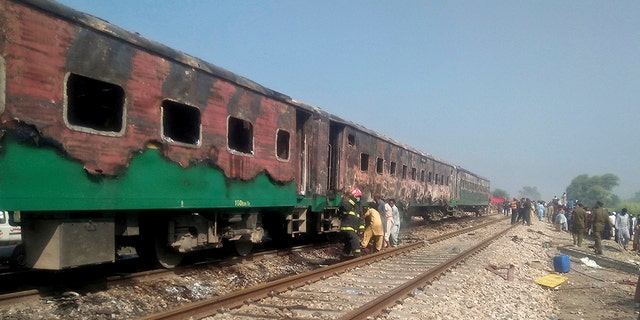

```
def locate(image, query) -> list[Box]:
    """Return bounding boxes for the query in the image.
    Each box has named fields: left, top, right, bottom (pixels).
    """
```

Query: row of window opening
left=461, top=180, right=490, bottom=193
left=360, top=153, right=449, bottom=185
left=64, top=73, right=291, bottom=160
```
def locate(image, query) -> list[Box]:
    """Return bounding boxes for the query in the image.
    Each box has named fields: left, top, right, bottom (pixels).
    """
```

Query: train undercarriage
left=18, top=208, right=342, bottom=270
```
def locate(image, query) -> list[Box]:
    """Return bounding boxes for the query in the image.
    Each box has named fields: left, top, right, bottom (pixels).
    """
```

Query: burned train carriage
left=0, top=0, right=490, bottom=270
left=329, top=118, right=489, bottom=219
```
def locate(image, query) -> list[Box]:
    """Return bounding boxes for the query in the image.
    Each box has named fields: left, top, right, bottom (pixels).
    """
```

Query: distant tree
left=566, top=173, right=619, bottom=208
left=610, top=194, right=621, bottom=208
left=492, top=189, right=509, bottom=199
left=613, top=202, right=640, bottom=216
left=629, top=191, right=640, bottom=203
left=518, top=186, right=541, bottom=200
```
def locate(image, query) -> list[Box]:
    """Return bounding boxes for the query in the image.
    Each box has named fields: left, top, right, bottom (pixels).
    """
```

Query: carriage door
left=296, top=111, right=311, bottom=195
left=452, top=168, right=459, bottom=200
left=328, top=122, right=344, bottom=192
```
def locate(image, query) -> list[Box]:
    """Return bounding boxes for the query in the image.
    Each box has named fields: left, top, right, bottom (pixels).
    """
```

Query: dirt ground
left=543, top=226, right=640, bottom=320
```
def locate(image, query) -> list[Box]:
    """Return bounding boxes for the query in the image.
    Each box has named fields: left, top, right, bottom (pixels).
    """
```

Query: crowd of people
left=339, top=187, right=401, bottom=257
left=501, top=193, right=640, bottom=255
left=340, top=187, right=640, bottom=258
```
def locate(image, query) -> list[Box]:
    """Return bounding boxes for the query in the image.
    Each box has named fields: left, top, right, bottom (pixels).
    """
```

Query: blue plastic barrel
left=553, top=255, right=570, bottom=273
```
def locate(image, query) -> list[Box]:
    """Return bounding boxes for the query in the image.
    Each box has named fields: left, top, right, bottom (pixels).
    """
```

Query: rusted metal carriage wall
left=0, top=1, right=297, bottom=183
left=430, top=161, right=455, bottom=204
left=339, top=126, right=454, bottom=205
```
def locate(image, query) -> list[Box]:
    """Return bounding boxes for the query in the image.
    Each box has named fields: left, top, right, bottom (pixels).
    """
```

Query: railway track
left=0, top=215, right=504, bottom=315
left=0, top=243, right=330, bottom=307
left=141, top=217, right=514, bottom=319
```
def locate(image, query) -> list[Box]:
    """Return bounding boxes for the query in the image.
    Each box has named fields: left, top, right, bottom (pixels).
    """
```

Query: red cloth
left=490, top=197, right=505, bottom=204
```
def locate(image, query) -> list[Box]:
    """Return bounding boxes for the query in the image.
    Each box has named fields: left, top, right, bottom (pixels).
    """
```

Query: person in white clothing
left=615, top=208, right=631, bottom=250
left=608, top=212, right=616, bottom=241
left=389, top=199, right=401, bottom=247
left=382, top=199, right=393, bottom=248
left=555, top=210, right=567, bottom=231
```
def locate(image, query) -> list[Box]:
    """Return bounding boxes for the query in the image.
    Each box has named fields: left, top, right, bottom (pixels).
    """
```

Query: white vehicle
left=0, top=211, right=24, bottom=268
left=0, top=211, right=20, bottom=243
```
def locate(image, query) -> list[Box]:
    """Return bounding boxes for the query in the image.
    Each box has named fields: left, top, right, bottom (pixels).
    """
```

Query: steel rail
left=0, top=243, right=327, bottom=307
left=138, top=242, right=423, bottom=320
left=341, top=223, right=519, bottom=319
left=0, top=289, right=40, bottom=307
left=428, top=216, right=509, bottom=243
left=140, top=217, right=509, bottom=320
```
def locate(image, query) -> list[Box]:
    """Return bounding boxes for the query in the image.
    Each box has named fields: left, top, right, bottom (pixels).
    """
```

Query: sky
left=55, top=0, right=640, bottom=201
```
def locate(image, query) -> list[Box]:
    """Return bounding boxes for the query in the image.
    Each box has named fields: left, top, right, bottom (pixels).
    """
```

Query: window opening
left=376, top=157, right=384, bottom=174
left=428, top=172, right=433, bottom=182
left=276, top=129, right=290, bottom=160
left=402, top=165, right=407, bottom=179
left=411, top=168, right=417, bottom=180
left=360, top=153, right=369, bottom=171
left=420, top=170, right=425, bottom=182
left=162, top=100, right=201, bottom=145
left=66, top=73, right=124, bottom=133
left=347, top=134, right=355, bottom=146
left=435, top=174, right=439, bottom=185
left=228, top=117, right=254, bottom=154
left=390, top=162, right=397, bottom=175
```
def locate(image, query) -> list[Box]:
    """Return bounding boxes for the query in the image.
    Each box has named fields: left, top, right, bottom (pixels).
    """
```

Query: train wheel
left=234, top=240, right=253, bottom=256
left=155, top=236, right=183, bottom=268
left=9, top=244, right=26, bottom=269
left=138, top=215, right=184, bottom=268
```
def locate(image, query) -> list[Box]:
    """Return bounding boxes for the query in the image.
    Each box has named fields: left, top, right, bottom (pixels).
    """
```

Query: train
left=0, top=0, right=490, bottom=270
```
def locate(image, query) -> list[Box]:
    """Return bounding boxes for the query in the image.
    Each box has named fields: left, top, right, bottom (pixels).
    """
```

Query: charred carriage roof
left=21, top=0, right=336, bottom=123
left=19, top=0, right=291, bottom=104
left=18, top=0, right=452, bottom=165
left=456, top=166, right=489, bottom=182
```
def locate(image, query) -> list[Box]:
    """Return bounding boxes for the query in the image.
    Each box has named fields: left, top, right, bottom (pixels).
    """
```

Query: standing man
left=591, top=201, right=607, bottom=255
left=523, top=198, right=532, bottom=226
left=555, top=209, right=567, bottom=231
left=572, top=202, right=587, bottom=247
left=615, top=208, right=631, bottom=250
left=340, top=187, right=365, bottom=257
left=388, top=199, right=401, bottom=247
left=510, top=198, right=519, bottom=224
left=633, top=218, right=640, bottom=252
left=502, top=199, right=510, bottom=216
left=517, top=198, right=526, bottom=224
left=383, top=201, right=393, bottom=249
left=546, top=201, right=554, bottom=223
left=536, top=201, right=545, bottom=222
left=374, top=194, right=393, bottom=248
left=374, top=194, right=387, bottom=237
left=528, top=198, right=535, bottom=225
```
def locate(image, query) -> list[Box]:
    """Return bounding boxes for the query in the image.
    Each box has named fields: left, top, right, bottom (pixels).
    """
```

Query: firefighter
left=340, top=187, right=365, bottom=257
